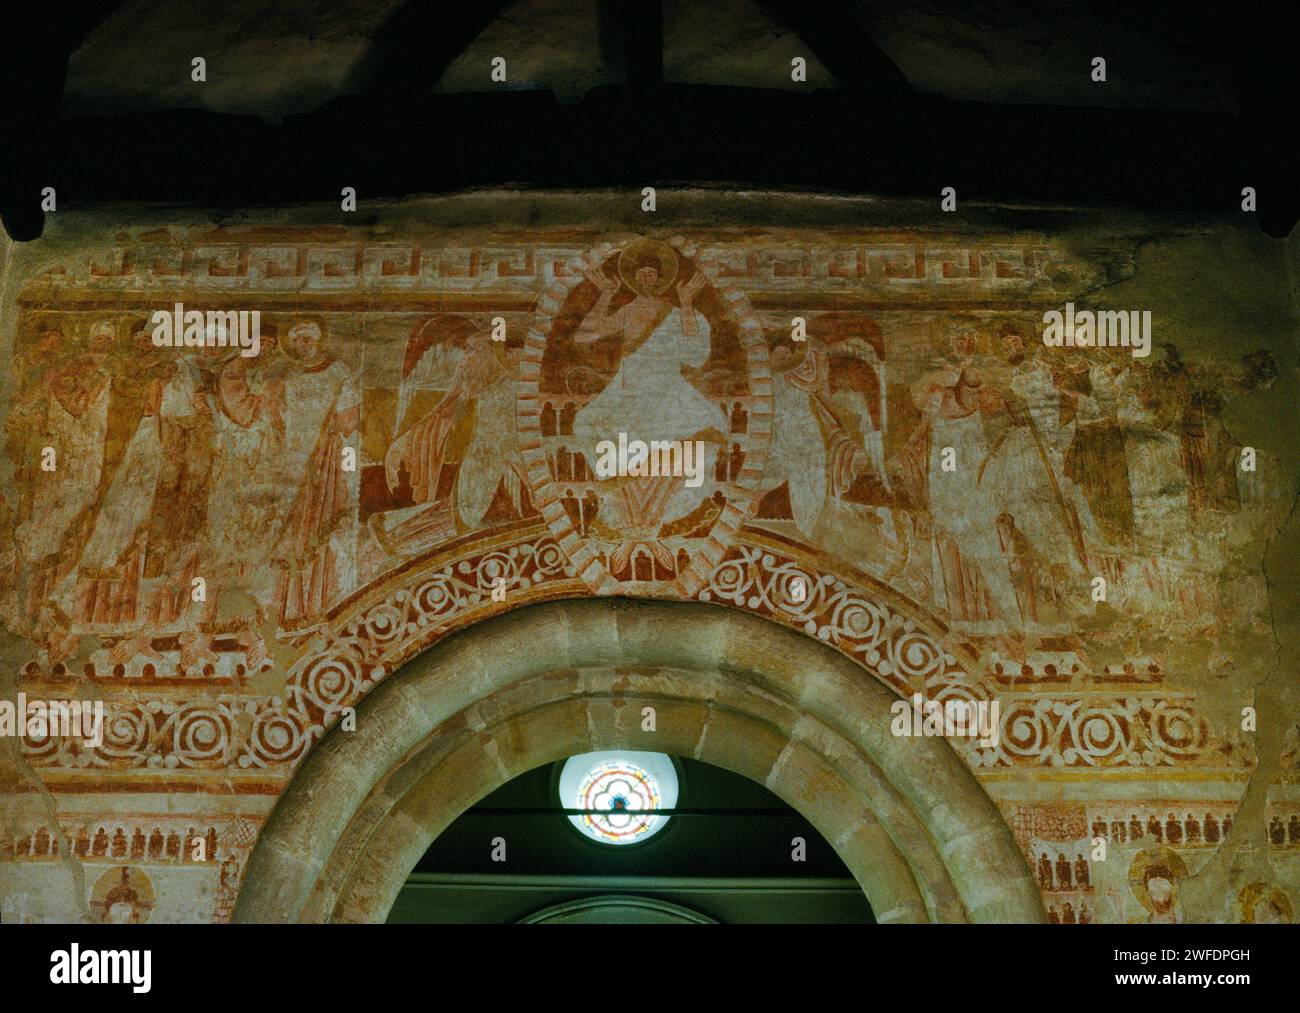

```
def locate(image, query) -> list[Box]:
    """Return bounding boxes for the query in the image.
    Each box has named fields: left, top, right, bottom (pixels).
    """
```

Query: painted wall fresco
left=0, top=201, right=1295, bottom=923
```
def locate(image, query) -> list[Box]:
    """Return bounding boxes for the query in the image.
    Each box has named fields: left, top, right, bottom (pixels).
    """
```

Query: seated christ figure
left=571, top=241, right=727, bottom=568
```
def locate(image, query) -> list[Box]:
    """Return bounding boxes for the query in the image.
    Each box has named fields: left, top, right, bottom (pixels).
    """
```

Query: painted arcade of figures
left=2, top=235, right=1278, bottom=679
left=1, top=225, right=1294, bottom=925
left=5, top=315, right=359, bottom=669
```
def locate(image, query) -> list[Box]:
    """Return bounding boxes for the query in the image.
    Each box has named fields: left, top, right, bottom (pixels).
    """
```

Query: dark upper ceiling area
left=59, top=0, right=1239, bottom=119
left=2, top=0, right=1294, bottom=240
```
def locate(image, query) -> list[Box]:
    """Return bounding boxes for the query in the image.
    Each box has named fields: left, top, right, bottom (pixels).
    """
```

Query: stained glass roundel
left=558, top=751, right=679, bottom=846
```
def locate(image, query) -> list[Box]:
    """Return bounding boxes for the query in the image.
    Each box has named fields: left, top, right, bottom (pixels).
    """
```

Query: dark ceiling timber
left=0, top=0, right=1294, bottom=241
left=757, top=0, right=914, bottom=101
left=363, top=0, right=513, bottom=99
left=621, top=0, right=664, bottom=91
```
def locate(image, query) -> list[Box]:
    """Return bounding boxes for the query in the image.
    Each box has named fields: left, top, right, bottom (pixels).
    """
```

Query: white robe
left=982, top=362, right=1086, bottom=571
left=54, top=365, right=205, bottom=621
left=277, top=361, right=361, bottom=616
left=573, top=307, right=726, bottom=524
left=768, top=376, right=827, bottom=536
left=928, top=408, right=1019, bottom=622
left=18, top=382, right=109, bottom=563
left=208, top=365, right=283, bottom=599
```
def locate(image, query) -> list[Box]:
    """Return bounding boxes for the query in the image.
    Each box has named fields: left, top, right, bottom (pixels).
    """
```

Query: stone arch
left=267, top=528, right=987, bottom=779
left=235, top=599, right=1043, bottom=923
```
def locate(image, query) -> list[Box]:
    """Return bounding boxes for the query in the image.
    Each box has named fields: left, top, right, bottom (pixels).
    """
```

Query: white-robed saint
left=15, top=354, right=110, bottom=569
left=209, top=339, right=289, bottom=609
left=979, top=335, right=1089, bottom=577
left=915, top=367, right=1020, bottom=628
left=268, top=322, right=360, bottom=626
left=766, top=343, right=828, bottom=537
left=54, top=354, right=199, bottom=628
left=766, top=338, right=901, bottom=573
left=15, top=348, right=112, bottom=641
left=571, top=241, right=727, bottom=549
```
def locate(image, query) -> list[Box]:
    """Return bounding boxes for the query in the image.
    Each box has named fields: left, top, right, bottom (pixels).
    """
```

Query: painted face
left=107, top=901, right=135, bottom=924
left=288, top=324, right=321, bottom=361
left=1148, top=876, right=1173, bottom=907
left=634, top=266, right=659, bottom=292
left=32, top=330, right=63, bottom=365
left=88, top=320, right=116, bottom=354
left=1002, top=334, right=1026, bottom=364
left=952, top=333, right=975, bottom=359
left=132, top=329, right=157, bottom=356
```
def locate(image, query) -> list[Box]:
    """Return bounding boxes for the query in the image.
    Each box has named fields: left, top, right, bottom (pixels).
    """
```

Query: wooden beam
left=22, top=89, right=1285, bottom=232
left=757, top=0, right=913, bottom=99
left=623, top=0, right=664, bottom=91
left=365, top=0, right=514, bottom=99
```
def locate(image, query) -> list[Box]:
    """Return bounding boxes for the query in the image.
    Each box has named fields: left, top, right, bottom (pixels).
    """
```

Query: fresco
left=0, top=211, right=1294, bottom=922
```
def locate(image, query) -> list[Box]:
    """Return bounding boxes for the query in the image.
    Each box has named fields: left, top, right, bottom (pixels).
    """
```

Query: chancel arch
left=235, top=598, right=1044, bottom=923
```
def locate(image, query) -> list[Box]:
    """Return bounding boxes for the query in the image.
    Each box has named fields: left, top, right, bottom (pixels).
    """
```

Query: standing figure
left=912, top=358, right=1019, bottom=627
left=11, top=322, right=114, bottom=655
left=270, top=321, right=360, bottom=626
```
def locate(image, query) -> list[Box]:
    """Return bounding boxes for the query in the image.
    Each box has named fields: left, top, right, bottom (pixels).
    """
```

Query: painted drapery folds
left=0, top=194, right=1296, bottom=923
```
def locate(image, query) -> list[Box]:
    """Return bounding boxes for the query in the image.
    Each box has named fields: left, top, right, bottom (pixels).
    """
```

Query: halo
left=768, top=339, right=809, bottom=374
left=280, top=319, right=326, bottom=361
left=91, top=865, right=155, bottom=923
left=1127, top=846, right=1187, bottom=911
left=618, top=239, right=678, bottom=296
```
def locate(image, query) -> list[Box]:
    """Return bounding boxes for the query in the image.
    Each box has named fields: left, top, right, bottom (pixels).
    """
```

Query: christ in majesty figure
left=571, top=240, right=727, bottom=544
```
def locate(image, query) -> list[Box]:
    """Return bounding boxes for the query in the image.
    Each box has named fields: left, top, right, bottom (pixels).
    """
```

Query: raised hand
left=585, top=267, right=619, bottom=297
left=677, top=271, right=707, bottom=302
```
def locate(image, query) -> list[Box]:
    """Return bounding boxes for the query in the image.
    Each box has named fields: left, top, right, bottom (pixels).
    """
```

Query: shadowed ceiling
left=61, top=0, right=1237, bottom=119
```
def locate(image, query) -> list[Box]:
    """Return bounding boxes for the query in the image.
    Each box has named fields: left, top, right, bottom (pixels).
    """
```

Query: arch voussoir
left=235, top=599, right=1044, bottom=925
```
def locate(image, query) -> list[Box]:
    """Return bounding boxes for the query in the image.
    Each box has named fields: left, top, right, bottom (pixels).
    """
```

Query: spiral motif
left=276, top=536, right=575, bottom=702
left=98, top=704, right=153, bottom=762
left=412, top=573, right=462, bottom=618
left=360, top=602, right=408, bottom=645
left=704, top=557, right=751, bottom=603
left=888, top=628, right=943, bottom=682
left=246, top=708, right=309, bottom=766
left=828, top=595, right=887, bottom=647
left=171, top=705, right=234, bottom=767
left=769, top=566, right=821, bottom=619
left=1000, top=701, right=1048, bottom=758
left=1150, top=702, right=1206, bottom=757
left=1070, top=705, right=1129, bottom=764
left=471, top=551, right=519, bottom=592
left=295, top=648, right=363, bottom=714
left=17, top=720, right=63, bottom=759
left=701, top=547, right=961, bottom=693
left=532, top=539, right=566, bottom=575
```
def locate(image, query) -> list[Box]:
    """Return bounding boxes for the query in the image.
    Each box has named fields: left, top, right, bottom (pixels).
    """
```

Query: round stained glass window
left=558, top=751, right=679, bottom=846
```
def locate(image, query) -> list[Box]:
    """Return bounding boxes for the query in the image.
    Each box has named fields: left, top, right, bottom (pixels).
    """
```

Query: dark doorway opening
left=389, top=755, right=874, bottom=923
